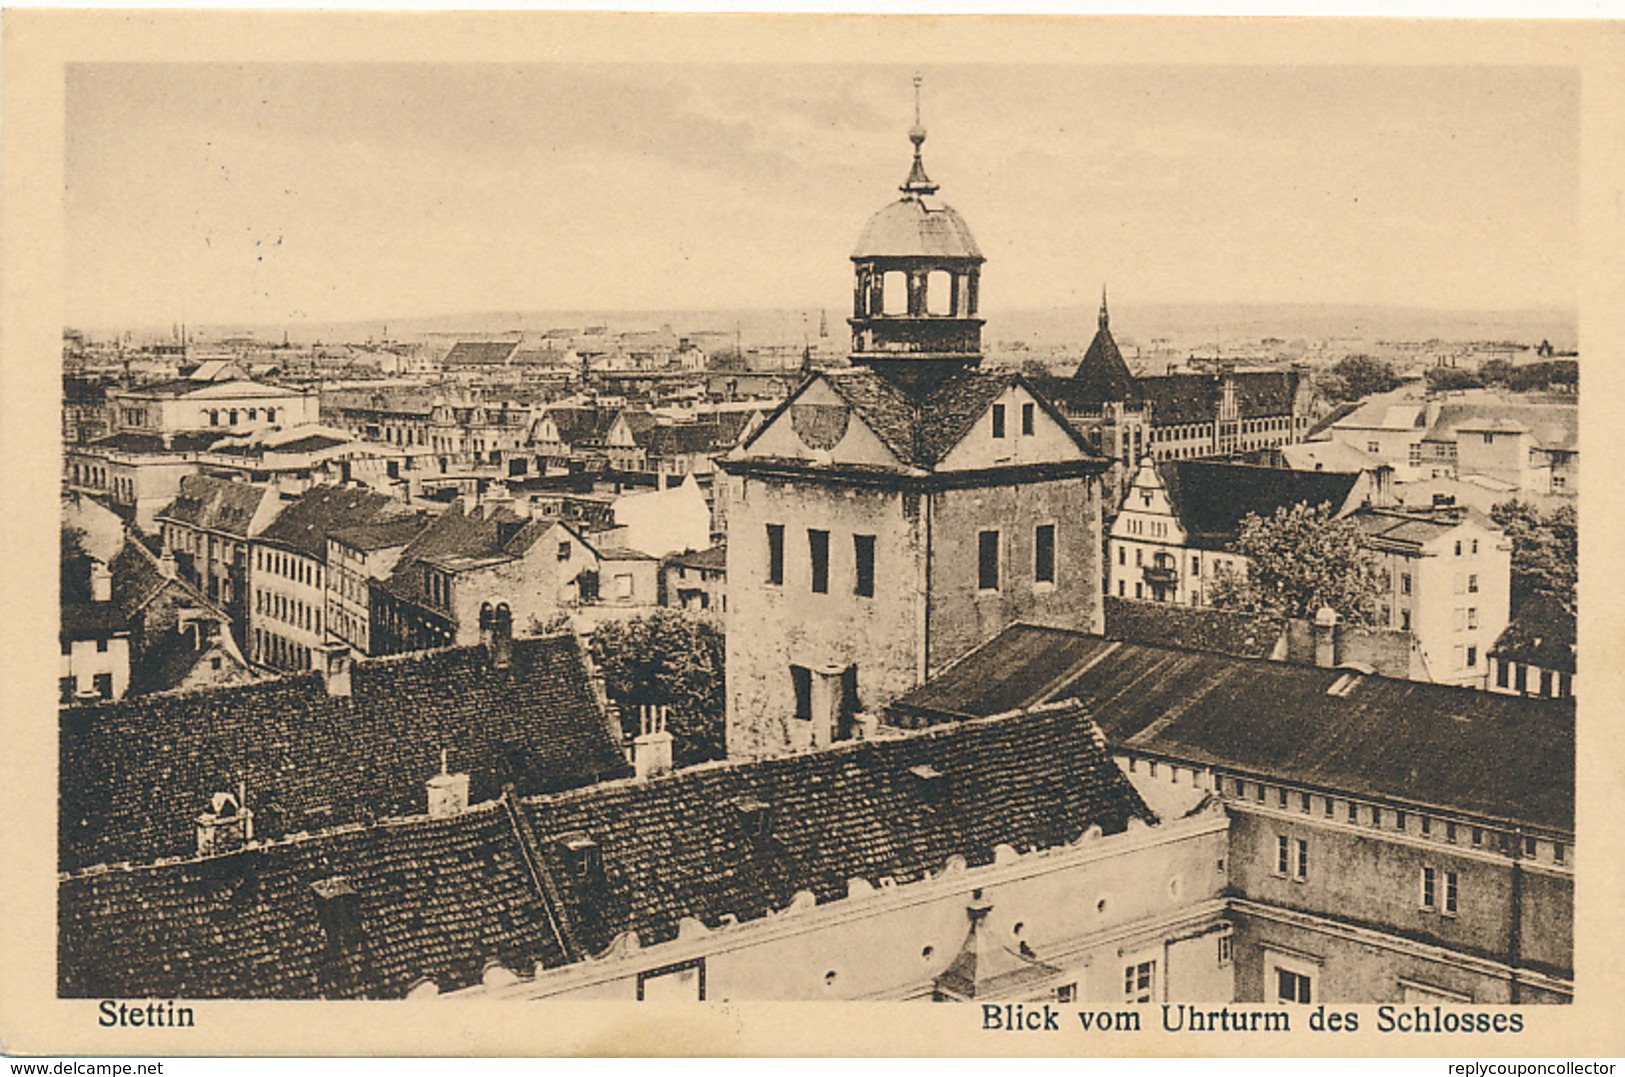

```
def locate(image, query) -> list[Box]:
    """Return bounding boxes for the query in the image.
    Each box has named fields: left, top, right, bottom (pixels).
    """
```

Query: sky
left=65, top=63, right=1579, bottom=330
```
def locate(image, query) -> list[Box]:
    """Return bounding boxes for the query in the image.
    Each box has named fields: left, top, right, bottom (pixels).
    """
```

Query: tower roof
left=1070, top=289, right=1140, bottom=401
left=851, top=77, right=982, bottom=262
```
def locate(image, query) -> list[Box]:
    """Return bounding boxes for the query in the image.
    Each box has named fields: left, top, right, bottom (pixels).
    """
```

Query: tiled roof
left=806, top=368, right=1093, bottom=470
left=59, top=635, right=631, bottom=871
left=1158, top=460, right=1362, bottom=550
left=329, top=514, right=437, bottom=552
left=1423, top=403, right=1578, bottom=453
left=1069, top=325, right=1142, bottom=404
left=59, top=801, right=566, bottom=999
left=1103, top=596, right=1284, bottom=659
left=257, top=485, right=403, bottom=560
left=1351, top=505, right=1495, bottom=550
left=537, top=407, right=613, bottom=447
left=442, top=341, right=520, bottom=367
left=1490, top=593, right=1576, bottom=674
left=666, top=543, right=726, bottom=572
left=378, top=504, right=549, bottom=609
left=645, top=422, right=724, bottom=457
left=156, top=475, right=276, bottom=538
left=517, top=699, right=1151, bottom=956
left=82, top=431, right=220, bottom=455
left=60, top=601, right=130, bottom=641
left=891, top=624, right=1574, bottom=833
left=1140, top=370, right=1299, bottom=427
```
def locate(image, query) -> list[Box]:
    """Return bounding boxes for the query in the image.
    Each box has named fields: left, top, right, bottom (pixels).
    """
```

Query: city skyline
left=66, top=63, right=1578, bottom=333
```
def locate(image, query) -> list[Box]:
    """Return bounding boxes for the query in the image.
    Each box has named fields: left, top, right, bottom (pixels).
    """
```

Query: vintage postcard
left=2, top=9, right=1622, bottom=1058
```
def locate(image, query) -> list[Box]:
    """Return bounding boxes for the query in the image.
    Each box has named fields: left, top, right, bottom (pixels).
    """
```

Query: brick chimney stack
left=632, top=705, right=673, bottom=781
left=90, top=559, right=112, bottom=603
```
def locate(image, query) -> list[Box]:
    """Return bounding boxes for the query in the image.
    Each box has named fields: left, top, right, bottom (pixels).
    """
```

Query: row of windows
left=1228, top=775, right=1568, bottom=865
left=255, top=548, right=322, bottom=589
left=61, top=638, right=112, bottom=656
left=1493, top=658, right=1570, bottom=698
left=253, top=627, right=312, bottom=671
left=207, top=407, right=278, bottom=426
left=1419, top=865, right=1460, bottom=915
left=255, top=587, right=322, bottom=636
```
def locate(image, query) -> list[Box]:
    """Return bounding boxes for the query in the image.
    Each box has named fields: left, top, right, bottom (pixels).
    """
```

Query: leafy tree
left=1208, top=502, right=1386, bottom=625
left=1490, top=500, right=1577, bottom=614
left=1322, top=355, right=1401, bottom=403
left=587, top=609, right=726, bottom=768
left=1424, top=365, right=1483, bottom=393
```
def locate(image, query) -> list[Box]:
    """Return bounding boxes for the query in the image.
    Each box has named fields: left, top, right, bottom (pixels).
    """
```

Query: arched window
left=882, top=270, right=908, bottom=316
left=230, top=409, right=239, bottom=425
left=209, top=410, right=220, bottom=426
left=926, top=270, right=954, bottom=316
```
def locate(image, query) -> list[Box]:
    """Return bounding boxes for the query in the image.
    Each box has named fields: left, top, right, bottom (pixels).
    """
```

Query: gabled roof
left=59, top=635, right=631, bottom=871
left=442, top=341, right=520, bottom=367
left=536, top=406, right=613, bottom=446
left=644, top=422, right=724, bottom=457
left=891, top=623, right=1573, bottom=833
left=751, top=367, right=1095, bottom=472
left=1156, top=460, right=1362, bottom=550
left=257, top=485, right=403, bottom=560
left=378, top=504, right=552, bottom=609
left=516, top=699, right=1150, bottom=958
left=1351, top=505, right=1497, bottom=551
left=59, top=801, right=566, bottom=1000
left=1423, top=402, right=1578, bottom=453
left=1490, top=593, right=1576, bottom=675
left=156, top=475, right=277, bottom=538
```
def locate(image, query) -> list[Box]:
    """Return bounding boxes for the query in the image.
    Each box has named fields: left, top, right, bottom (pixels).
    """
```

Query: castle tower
left=719, top=80, right=1110, bottom=760
left=848, top=76, right=985, bottom=379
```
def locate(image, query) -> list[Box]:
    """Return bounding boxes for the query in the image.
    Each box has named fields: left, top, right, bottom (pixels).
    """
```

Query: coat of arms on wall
left=791, top=404, right=849, bottom=451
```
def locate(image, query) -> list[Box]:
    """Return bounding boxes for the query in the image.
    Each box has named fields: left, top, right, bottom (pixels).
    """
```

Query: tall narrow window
left=791, top=665, right=812, bottom=721
left=978, top=530, right=1000, bottom=591
left=991, top=404, right=1007, bottom=439
left=1421, top=866, right=1437, bottom=910
left=1021, top=402, right=1035, bottom=436
left=808, top=529, right=830, bottom=594
left=853, top=534, right=875, bottom=597
left=1295, top=839, right=1308, bottom=881
left=1034, top=524, right=1056, bottom=584
left=1444, top=871, right=1459, bottom=915
left=1276, top=835, right=1290, bottom=876
left=766, top=524, right=785, bottom=586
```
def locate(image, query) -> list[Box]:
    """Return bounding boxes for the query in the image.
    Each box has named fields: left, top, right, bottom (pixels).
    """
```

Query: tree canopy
left=587, top=609, right=726, bottom=768
left=1209, top=501, right=1386, bottom=625
left=1321, top=355, right=1402, bottom=403
left=1490, top=499, right=1577, bottom=615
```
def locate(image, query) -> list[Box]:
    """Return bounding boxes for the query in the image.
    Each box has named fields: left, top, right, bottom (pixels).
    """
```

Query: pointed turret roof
left=932, top=892, right=1061, bottom=1000
left=1069, top=285, right=1141, bottom=403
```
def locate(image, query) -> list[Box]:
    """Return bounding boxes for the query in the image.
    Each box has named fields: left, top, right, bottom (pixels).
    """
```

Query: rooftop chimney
left=1312, top=606, right=1341, bottom=669
left=316, top=641, right=353, bottom=698
left=311, top=875, right=362, bottom=956
left=158, top=545, right=178, bottom=579
left=489, top=602, right=513, bottom=670
left=426, top=748, right=470, bottom=819
left=632, top=705, right=673, bottom=781
left=89, top=559, right=112, bottom=603
left=196, top=786, right=254, bottom=856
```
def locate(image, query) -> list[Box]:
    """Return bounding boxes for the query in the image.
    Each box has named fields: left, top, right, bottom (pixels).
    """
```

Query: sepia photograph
left=4, top=10, right=1620, bottom=1059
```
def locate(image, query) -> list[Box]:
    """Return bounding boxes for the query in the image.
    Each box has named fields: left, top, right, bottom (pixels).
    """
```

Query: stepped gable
left=518, top=700, right=1151, bottom=956
left=892, top=623, right=1574, bottom=834
left=59, top=635, right=630, bottom=871
left=59, top=802, right=566, bottom=1000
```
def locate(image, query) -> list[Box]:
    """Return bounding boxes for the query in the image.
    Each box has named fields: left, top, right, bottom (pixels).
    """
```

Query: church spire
left=1099, top=284, right=1110, bottom=331
left=901, top=74, right=938, bottom=196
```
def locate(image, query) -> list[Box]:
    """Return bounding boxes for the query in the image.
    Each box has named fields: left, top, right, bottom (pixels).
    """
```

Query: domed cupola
left=849, top=77, right=985, bottom=375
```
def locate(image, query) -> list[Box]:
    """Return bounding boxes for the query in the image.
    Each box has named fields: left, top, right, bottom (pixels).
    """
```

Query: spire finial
left=1099, top=284, right=1110, bottom=331
left=901, top=73, right=938, bottom=196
